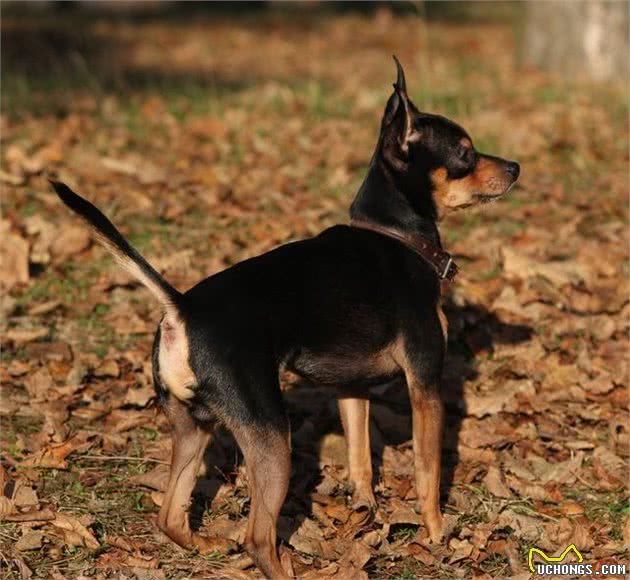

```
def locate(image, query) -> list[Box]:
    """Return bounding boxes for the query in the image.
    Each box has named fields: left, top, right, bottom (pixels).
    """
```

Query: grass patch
left=579, top=491, right=630, bottom=542
left=479, top=552, right=510, bottom=575
left=389, top=524, right=419, bottom=543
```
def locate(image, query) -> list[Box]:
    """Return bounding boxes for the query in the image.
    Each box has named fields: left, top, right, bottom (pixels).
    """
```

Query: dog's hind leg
left=157, top=397, right=214, bottom=551
left=338, top=395, right=376, bottom=510
left=233, top=420, right=292, bottom=580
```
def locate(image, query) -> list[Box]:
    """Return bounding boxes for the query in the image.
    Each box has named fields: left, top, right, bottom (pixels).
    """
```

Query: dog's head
left=378, top=57, right=519, bottom=217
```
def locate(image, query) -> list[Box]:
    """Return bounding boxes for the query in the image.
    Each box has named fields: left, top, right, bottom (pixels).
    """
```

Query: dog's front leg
left=338, top=395, right=376, bottom=510
left=407, top=384, right=444, bottom=543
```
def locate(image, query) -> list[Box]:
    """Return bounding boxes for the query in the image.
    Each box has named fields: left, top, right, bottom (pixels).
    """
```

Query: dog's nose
left=506, top=161, right=520, bottom=180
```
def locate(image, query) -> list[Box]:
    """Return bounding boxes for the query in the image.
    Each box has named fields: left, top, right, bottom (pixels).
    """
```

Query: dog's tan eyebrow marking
left=459, top=137, right=473, bottom=148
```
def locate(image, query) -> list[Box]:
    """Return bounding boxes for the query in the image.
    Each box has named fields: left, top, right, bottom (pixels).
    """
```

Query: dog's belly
left=286, top=347, right=403, bottom=388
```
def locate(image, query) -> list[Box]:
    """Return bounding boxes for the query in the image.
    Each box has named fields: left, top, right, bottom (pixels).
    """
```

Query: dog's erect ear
left=381, top=56, right=421, bottom=165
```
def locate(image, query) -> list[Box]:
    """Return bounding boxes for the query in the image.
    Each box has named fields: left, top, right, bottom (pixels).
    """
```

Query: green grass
left=580, top=491, right=630, bottom=542
left=479, top=553, right=510, bottom=575
left=202, top=551, right=228, bottom=568
left=389, top=566, right=421, bottom=580
left=389, top=524, right=419, bottom=543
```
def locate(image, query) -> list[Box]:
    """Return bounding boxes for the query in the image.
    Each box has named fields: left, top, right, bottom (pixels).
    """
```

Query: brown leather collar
left=350, top=219, right=458, bottom=281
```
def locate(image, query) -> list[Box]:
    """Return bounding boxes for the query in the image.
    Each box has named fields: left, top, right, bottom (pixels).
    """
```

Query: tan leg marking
left=157, top=398, right=215, bottom=552
left=234, top=426, right=292, bottom=580
left=437, top=303, right=448, bottom=345
left=338, top=396, right=376, bottom=509
left=406, top=381, right=444, bottom=543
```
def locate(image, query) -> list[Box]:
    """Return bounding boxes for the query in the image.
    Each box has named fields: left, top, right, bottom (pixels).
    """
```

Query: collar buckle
left=439, top=255, right=458, bottom=281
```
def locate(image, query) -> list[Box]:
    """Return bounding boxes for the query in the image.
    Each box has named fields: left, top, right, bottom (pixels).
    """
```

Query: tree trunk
left=521, top=0, right=629, bottom=82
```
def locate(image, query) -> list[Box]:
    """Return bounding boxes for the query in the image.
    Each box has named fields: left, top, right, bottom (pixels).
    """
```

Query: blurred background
left=1, top=2, right=628, bottom=579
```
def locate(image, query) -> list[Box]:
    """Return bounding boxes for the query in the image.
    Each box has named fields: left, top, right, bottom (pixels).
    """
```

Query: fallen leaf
left=0, top=222, right=30, bottom=289
left=5, top=327, right=49, bottom=345
left=449, top=537, right=474, bottom=564
left=50, top=225, right=91, bottom=258
left=338, top=539, right=371, bottom=569
left=23, top=439, right=75, bottom=469
left=93, top=359, right=120, bottom=378
left=51, top=513, right=99, bottom=549
left=287, top=517, right=325, bottom=556
left=15, top=531, right=44, bottom=552
left=483, top=465, right=512, bottom=498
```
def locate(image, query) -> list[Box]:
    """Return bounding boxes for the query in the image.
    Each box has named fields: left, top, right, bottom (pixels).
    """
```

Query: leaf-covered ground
left=1, top=5, right=628, bottom=579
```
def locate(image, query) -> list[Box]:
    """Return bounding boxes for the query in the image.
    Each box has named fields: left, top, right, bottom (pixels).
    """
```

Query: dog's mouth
left=476, top=193, right=502, bottom=204
left=475, top=180, right=517, bottom=204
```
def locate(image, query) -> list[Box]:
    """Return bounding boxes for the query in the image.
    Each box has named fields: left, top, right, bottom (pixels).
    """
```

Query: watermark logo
left=528, top=544, right=627, bottom=576
left=528, top=544, right=583, bottom=573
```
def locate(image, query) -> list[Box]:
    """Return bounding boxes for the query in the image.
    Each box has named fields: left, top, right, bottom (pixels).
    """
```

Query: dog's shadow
left=191, top=300, right=533, bottom=544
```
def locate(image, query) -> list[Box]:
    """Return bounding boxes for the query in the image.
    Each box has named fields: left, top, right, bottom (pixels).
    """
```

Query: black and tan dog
left=51, top=58, right=518, bottom=579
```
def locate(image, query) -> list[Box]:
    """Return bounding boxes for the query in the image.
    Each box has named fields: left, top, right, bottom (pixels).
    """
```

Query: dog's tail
left=50, top=181, right=182, bottom=312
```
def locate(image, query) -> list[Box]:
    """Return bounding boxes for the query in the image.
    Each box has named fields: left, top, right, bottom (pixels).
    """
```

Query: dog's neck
left=350, top=155, right=442, bottom=249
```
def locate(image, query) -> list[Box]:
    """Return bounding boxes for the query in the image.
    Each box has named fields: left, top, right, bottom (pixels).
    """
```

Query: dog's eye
left=456, top=144, right=471, bottom=161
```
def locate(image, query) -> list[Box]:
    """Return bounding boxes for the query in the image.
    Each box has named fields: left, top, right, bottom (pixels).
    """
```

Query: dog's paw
left=424, top=512, right=445, bottom=544
left=351, top=486, right=377, bottom=512
left=192, top=534, right=236, bottom=555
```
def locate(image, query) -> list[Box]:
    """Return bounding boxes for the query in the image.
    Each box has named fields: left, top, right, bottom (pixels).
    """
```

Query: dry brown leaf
left=338, top=540, right=371, bottom=569
left=323, top=502, right=350, bottom=524
left=104, top=308, right=151, bottom=335
left=560, top=500, right=585, bottom=516
left=458, top=445, right=497, bottom=464
left=129, top=465, right=170, bottom=492
left=497, top=509, right=545, bottom=541
left=388, top=505, right=423, bottom=526
left=5, top=327, right=49, bottom=345
left=124, top=383, right=154, bottom=407
left=501, top=247, right=592, bottom=286
left=28, top=300, right=62, bottom=316
left=106, top=409, right=153, bottom=432
left=0, top=495, right=15, bottom=519
left=125, top=554, right=159, bottom=569
left=459, top=417, right=513, bottom=449
left=39, top=401, right=70, bottom=444
left=0, top=169, right=24, bottom=185
left=581, top=374, right=615, bottom=395
left=466, top=380, right=536, bottom=418
left=50, top=225, right=91, bottom=258
left=404, top=542, right=436, bottom=566
left=101, top=155, right=166, bottom=185
left=527, top=451, right=584, bottom=485
left=22, top=367, right=53, bottom=402
left=13, top=484, right=39, bottom=510
left=288, top=517, right=325, bottom=556
left=592, top=446, right=625, bottom=481
left=12, top=556, right=32, bottom=580
left=4, top=509, right=56, bottom=523
left=483, top=465, right=512, bottom=498
left=448, top=537, right=474, bottom=564
left=1, top=223, right=30, bottom=290
left=51, top=513, right=99, bottom=549
left=15, top=531, right=44, bottom=552
left=7, top=360, right=32, bottom=377
left=23, top=439, right=75, bottom=469
left=505, top=475, right=555, bottom=502
left=542, top=518, right=594, bottom=552
left=93, top=359, right=120, bottom=378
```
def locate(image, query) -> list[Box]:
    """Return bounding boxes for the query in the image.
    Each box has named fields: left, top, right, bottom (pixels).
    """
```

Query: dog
left=51, top=57, right=519, bottom=579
